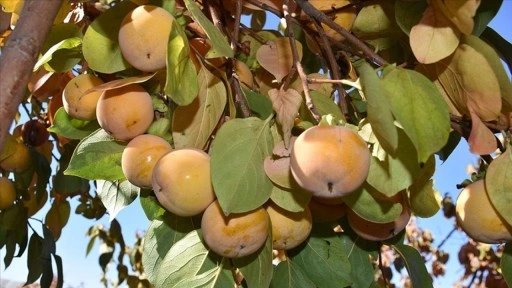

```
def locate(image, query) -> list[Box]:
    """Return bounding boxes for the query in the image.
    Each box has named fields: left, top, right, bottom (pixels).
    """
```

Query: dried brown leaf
left=268, top=88, right=302, bottom=148
left=431, top=0, right=480, bottom=35
left=467, top=103, right=497, bottom=155
left=256, top=37, right=302, bottom=83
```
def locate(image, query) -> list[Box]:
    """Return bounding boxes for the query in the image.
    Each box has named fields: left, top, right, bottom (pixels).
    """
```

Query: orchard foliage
left=0, top=0, right=511, bottom=287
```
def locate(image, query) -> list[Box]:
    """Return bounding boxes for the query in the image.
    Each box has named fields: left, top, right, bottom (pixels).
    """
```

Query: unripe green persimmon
left=122, top=134, right=172, bottom=189
left=62, top=74, right=104, bottom=120
left=96, top=84, right=154, bottom=141
left=201, top=200, right=269, bottom=258
left=152, top=148, right=215, bottom=217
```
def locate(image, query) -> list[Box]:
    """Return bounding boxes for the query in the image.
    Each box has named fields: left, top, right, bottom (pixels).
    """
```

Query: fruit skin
left=290, top=125, right=370, bottom=198
left=122, top=134, right=172, bottom=189
left=152, top=148, right=215, bottom=217
left=305, top=0, right=357, bottom=42
left=456, top=180, right=512, bottom=244
left=62, top=74, right=104, bottom=120
left=21, top=119, right=50, bottom=147
left=201, top=200, right=270, bottom=258
left=96, top=84, right=154, bottom=142
left=347, top=205, right=411, bottom=241
left=0, top=142, right=31, bottom=173
left=118, top=5, right=174, bottom=72
left=0, top=177, right=16, bottom=210
left=309, top=197, right=347, bottom=223
left=266, top=202, right=312, bottom=250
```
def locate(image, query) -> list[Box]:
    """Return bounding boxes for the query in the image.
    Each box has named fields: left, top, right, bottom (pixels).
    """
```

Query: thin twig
left=294, top=0, right=387, bottom=67
left=283, top=0, right=321, bottom=123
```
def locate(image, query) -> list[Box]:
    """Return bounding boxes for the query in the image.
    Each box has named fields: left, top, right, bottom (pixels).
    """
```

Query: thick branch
left=0, top=0, right=63, bottom=152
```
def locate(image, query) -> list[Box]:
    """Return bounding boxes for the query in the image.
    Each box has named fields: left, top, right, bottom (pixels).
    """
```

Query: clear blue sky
left=1, top=2, right=511, bottom=287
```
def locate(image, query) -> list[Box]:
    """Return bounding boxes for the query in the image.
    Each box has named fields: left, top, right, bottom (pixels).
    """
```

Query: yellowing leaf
left=268, top=88, right=302, bottom=148
left=410, top=6, right=460, bottom=64
left=88, top=74, right=156, bottom=92
left=431, top=0, right=480, bottom=35
left=256, top=37, right=302, bottom=83
left=467, top=103, right=497, bottom=155
left=172, top=67, right=227, bottom=149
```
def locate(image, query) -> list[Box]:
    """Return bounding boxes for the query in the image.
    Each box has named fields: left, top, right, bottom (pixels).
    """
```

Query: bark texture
left=0, top=0, right=63, bottom=152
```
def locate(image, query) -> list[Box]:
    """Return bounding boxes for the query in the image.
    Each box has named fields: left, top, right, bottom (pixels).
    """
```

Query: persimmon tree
left=0, top=0, right=511, bottom=287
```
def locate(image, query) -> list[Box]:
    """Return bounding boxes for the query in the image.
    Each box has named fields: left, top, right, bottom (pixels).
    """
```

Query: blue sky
left=1, top=2, right=511, bottom=287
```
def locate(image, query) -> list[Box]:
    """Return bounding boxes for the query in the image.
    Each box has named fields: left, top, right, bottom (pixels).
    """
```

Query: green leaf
left=48, top=107, right=100, bottom=139
left=96, top=180, right=139, bottom=221
left=343, top=183, right=403, bottom=223
left=485, top=147, right=512, bottom=225
left=288, top=227, right=352, bottom=288
left=233, top=230, right=273, bottom=288
left=172, top=67, right=227, bottom=149
left=270, top=260, right=316, bottom=288
left=210, top=117, right=274, bottom=214
left=39, top=23, right=83, bottom=72
left=338, top=218, right=378, bottom=288
left=502, top=242, right=512, bottom=287
left=25, top=233, right=44, bottom=285
left=472, top=0, right=503, bottom=36
left=243, top=88, right=274, bottom=120
left=139, top=189, right=166, bottom=221
left=183, top=0, right=233, bottom=59
left=366, top=129, right=435, bottom=197
left=34, top=37, right=81, bottom=72
left=165, top=17, right=199, bottom=106
left=142, top=213, right=196, bottom=283
left=154, top=230, right=223, bottom=288
left=394, top=0, right=428, bottom=35
left=65, top=129, right=126, bottom=181
left=390, top=244, right=433, bottom=288
left=356, top=61, right=398, bottom=153
left=408, top=179, right=441, bottom=218
left=82, top=1, right=136, bottom=73
left=270, top=184, right=311, bottom=213
left=381, top=67, right=450, bottom=163
left=310, top=91, right=344, bottom=123
left=53, top=254, right=64, bottom=288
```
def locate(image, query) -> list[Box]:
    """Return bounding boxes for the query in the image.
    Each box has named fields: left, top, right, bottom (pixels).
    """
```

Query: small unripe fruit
left=266, top=202, right=312, bottom=250
left=122, top=134, right=172, bottom=188
left=290, top=125, right=370, bottom=198
left=0, top=177, right=16, bottom=210
left=201, top=200, right=269, bottom=258
left=456, top=180, right=512, bottom=244
left=96, top=84, right=154, bottom=141
left=118, top=5, right=174, bottom=72
left=62, top=74, right=104, bottom=120
left=152, top=149, right=215, bottom=217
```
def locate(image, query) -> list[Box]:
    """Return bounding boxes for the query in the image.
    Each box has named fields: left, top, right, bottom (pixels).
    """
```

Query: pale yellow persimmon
left=306, top=0, right=357, bottom=42
left=62, top=74, right=104, bottom=120
left=118, top=5, right=174, bottom=72
left=290, top=125, right=370, bottom=198
left=201, top=200, right=269, bottom=258
left=0, top=177, right=16, bottom=210
left=456, top=180, right=512, bottom=244
left=96, top=84, right=154, bottom=141
left=122, top=134, right=172, bottom=189
left=266, top=202, right=312, bottom=250
left=152, top=148, right=215, bottom=217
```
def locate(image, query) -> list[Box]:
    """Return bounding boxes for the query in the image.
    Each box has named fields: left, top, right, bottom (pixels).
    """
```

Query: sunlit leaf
left=381, top=67, right=450, bottom=163
left=165, top=16, right=199, bottom=106
left=268, top=88, right=302, bottom=148
left=467, top=103, right=497, bottom=155
left=485, top=146, right=512, bottom=226
left=39, top=23, right=83, bottom=73
left=408, top=180, right=441, bottom=218
left=210, top=117, right=274, bottom=214
left=34, top=37, right=81, bottom=72
left=96, top=180, right=139, bottom=221
left=82, top=1, right=136, bottom=73
left=47, top=107, right=100, bottom=140
left=430, top=0, right=480, bottom=35
left=270, top=184, right=311, bottom=213
left=65, top=129, right=126, bottom=181
left=89, top=73, right=156, bottom=92
left=172, top=67, right=227, bottom=149
left=256, top=37, right=302, bottom=83
left=270, top=260, right=316, bottom=288
left=183, top=0, right=233, bottom=59
left=410, top=6, right=460, bottom=64
left=390, top=244, right=433, bottom=288
left=310, top=91, right=344, bottom=124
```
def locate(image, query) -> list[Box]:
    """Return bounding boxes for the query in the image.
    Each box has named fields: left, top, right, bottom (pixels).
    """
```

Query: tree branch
left=0, top=0, right=63, bottom=152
